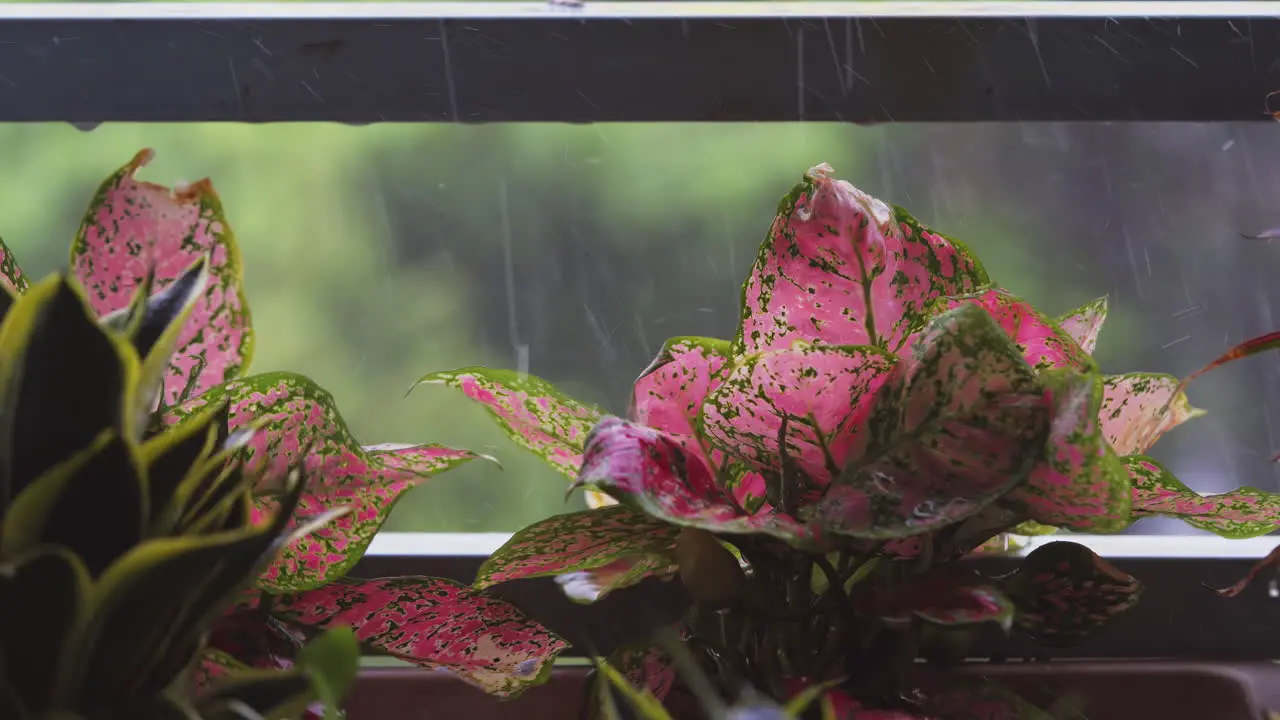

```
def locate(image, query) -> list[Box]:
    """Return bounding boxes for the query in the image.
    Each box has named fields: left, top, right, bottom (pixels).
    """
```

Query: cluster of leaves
left=418, top=164, right=1280, bottom=718
left=0, top=151, right=569, bottom=713
left=0, top=255, right=358, bottom=717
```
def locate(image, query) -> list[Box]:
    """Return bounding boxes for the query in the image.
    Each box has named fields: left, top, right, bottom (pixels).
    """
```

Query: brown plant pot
left=344, top=661, right=1279, bottom=720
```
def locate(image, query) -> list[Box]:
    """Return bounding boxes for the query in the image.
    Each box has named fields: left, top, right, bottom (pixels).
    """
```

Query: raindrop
left=1268, top=578, right=1278, bottom=599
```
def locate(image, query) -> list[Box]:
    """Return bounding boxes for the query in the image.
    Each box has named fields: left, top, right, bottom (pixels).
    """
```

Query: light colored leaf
left=735, top=163, right=988, bottom=356
left=1099, top=372, right=1203, bottom=456
left=1056, top=296, right=1108, bottom=356
left=70, top=149, right=253, bottom=406
left=270, top=577, right=568, bottom=697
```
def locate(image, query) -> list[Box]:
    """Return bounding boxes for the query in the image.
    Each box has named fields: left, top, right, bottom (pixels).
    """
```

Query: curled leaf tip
left=806, top=162, right=836, bottom=181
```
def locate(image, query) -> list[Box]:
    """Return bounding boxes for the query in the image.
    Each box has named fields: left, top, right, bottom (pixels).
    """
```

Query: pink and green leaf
left=1001, top=540, right=1142, bottom=647
left=475, top=505, right=679, bottom=601
left=699, top=343, right=897, bottom=488
left=877, top=579, right=1015, bottom=628
left=810, top=304, right=1050, bottom=539
left=1099, top=372, right=1204, bottom=456
left=270, top=577, right=568, bottom=697
left=1005, top=371, right=1131, bottom=533
left=414, top=367, right=603, bottom=480
left=1207, top=543, right=1280, bottom=597
left=936, top=289, right=1095, bottom=372
left=631, top=336, right=731, bottom=446
left=0, top=236, right=26, bottom=294
left=165, top=372, right=479, bottom=591
left=70, top=149, right=253, bottom=406
left=1124, top=455, right=1280, bottom=538
left=575, top=416, right=817, bottom=544
left=604, top=638, right=679, bottom=705
left=1056, top=296, right=1108, bottom=357
left=195, top=648, right=245, bottom=687
left=734, top=163, right=988, bottom=356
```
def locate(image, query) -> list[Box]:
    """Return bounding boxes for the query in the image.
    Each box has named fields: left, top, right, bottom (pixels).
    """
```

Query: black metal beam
left=350, top=553, right=1280, bottom=660
left=3, top=2, right=1280, bottom=123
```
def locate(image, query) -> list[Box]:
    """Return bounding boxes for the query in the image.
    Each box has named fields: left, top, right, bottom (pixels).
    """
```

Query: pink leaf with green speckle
left=475, top=505, right=678, bottom=602
left=1004, top=371, right=1131, bottom=532
left=604, top=637, right=679, bottom=706
left=1124, top=455, right=1280, bottom=538
left=1001, top=540, right=1141, bottom=647
left=70, top=149, right=252, bottom=406
left=809, top=304, right=1051, bottom=539
left=1099, top=372, right=1204, bottom=456
left=936, top=289, right=1095, bottom=372
left=699, top=343, right=897, bottom=490
left=1056, top=296, right=1108, bottom=356
left=735, top=163, right=988, bottom=356
left=269, top=577, right=567, bottom=697
left=414, top=367, right=603, bottom=480
left=872, top=571, right=1015, bottom=628
left=0, top=236, right=26, bottom=294
left=632, top=336, right=731, bottom=447
left=164, top=372, right=478, bottom=591
left=575, top=416, right=816, bottom=544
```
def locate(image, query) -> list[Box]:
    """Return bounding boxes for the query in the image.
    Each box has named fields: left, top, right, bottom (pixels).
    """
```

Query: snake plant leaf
left=71, top=149, right=254, bottom=407
left=1056, top=296, right=1108, bottom=356
left=62, top=470, right=319, bottom=707
left=1001, top=541, right=1142, bottom=647
left=165, top=372, right=479, bottom=591
left=193, top=668, right=315, bottom=719
left=1098, top=373, right=1203, bottom=457
left=935, top=289, right=1096, bottom=372
left=0, top=275, right=140, bottom=506
left=1124, top=455, right=1280, bottom=538
left=734, top=163, right=988, bottom=357
left=268, top=576, right=569, bottom=697
left=4, top=433, right=146, bottom=577
left=811, top=304, right=1051, bottom=539
left=413, top=366, right=604, bottom=480
left=0, top=546, right=90, bottom=714
left=699, top=343, right=898, bottom=489
left=475, top=505, right=679, bottom=601
left=1005, top=371, right=1132, bottom=533
left=129, top=258, right=210, bottom=434
left=139, top=401, right=227, bottom=532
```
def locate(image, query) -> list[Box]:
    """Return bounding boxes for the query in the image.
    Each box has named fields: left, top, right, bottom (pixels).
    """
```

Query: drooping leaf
left=1098, top=373, right=1203, bottom=456
left=475, top=505, right=679, bottom=601
left=1005, top=371, right=1131, bottom=533
left=413, top=366, right=603, bottom=479
left=0, top=236, right=26, bottom=295
left=71, top=149, right=253, bottom=406
left=811, top=304, right=1051, bottom=539
left=1001, top=541, right=1141, bottom=647
left=735, top=163, right=988, bottom=356
left=1206, top=543, right=1280, bottom=597
left=268, top=577, right=568, bottom=697
left=1056, top=296, right=1108, bottom=357
left=0, top=546, right=90, bottom=714
left=1183, top=330, right=1280, bottom=384
left=164, top=372, right=479, bottom=591
left=699, top=343, right=897, bottom=488
left=937, top=289, right=1095, bottom=372
left=1124, top=455, right=1280, bottom=538
left=575, top=417, right=816, bottom=544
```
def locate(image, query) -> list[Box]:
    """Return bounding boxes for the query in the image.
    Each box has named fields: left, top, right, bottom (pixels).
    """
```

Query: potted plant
left=413, top=164, right=1280, bottom=718
left=0, top=151, right=571, bottom=715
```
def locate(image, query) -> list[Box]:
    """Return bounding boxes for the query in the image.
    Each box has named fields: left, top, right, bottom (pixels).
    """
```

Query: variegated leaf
left=1002, top=541, right=1141, bottom=646
left=575, top=416, right=817, bottom=544
left=604, top=638, right=679, bottom=705
left=1099, top=373, right=1203, bottom=456
left=414, top=367, right=603, bottom=480
left=70, top=149, right=253, bottom=405
left=475, top=505, right=679, bottom=602
left=0, top=236, right=26, bottom=294
left=270, top=577, right=567, bottom=697
left=1208, top=543, right=1280, bottom=597
left=1124, top=455, right=1280, bottom=538
left=735, top=163, right=988, bottom=356
left=699, top=343, right=897, bottom=488
left=1005, top=371, right=1131, bottom=532
left=632, top=336, right=731, bottom=447
left=937, top=289, right=1095, bottom=372
left=164, top=372, right=478, bottom=591
left=810, top=304, right=1051, bottom=539
left=1056, top=296, right=1108, bottom=357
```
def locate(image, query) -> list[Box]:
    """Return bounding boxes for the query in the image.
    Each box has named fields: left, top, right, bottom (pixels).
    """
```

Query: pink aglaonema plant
left=418, top=164, right=1280, bottom=718
left=0, top=150, right=566, bottom=699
